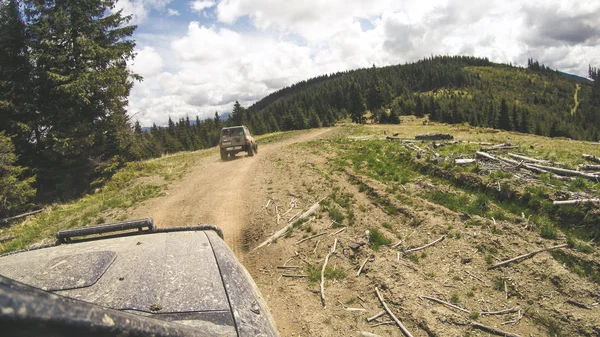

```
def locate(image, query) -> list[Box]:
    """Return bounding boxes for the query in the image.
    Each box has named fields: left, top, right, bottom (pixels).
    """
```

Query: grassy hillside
left=242, top=56, right=599, bottom=141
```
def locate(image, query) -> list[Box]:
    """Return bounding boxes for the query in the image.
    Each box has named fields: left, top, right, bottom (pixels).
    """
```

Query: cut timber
left=455, top=158, right=476, bottom=165
left=385, top=136, right=422, bottom=143
left=281, top=274, right=308, bottom=278
left=481, top=307, right=520, bottom=315
left=433, top=140, right=461, bottom=148
left=477, top=152, right=576, bottom=178
left=488, top=244, right=568, bottom=270
left=527, top=163, right=599, bottom=181
left=367, top=311, right=386, bottom=322
left=320, top=238, right=338, bottom=308
left=553, top=199, right=600, bottom=206
left=508, top=153, right=549, bottom=164
left=578, top=164, right=600, bottom=171
left=254, top=200, right=323, bottom=250
left=471, top=322, right=522, bottom=337
left=415, top=133, right=453, bottom=140
left=419, top=296, right=470, bottom=313
left=583, top=154, right=600, bottom=164
left=375, top=288, right=414, bottom=337
left=481, top=145, right=520, bottom=151
left=404, top=236, right=445, bottom=255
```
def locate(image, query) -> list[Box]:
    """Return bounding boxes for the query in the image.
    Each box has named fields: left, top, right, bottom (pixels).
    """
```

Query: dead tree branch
left=320, top=238, right=338, bottom=308
left=583, top=154, right=600, bottom=164
left=481, top=307, right=520, bottom=315
left=471, top=322, right=522, bottom=337
left=553, top=199, right=600, bottom=206
left=419, top=295, right=470, bottom=313
left=375, top=287, right=414, bottom=337
left=296, top=232, right=328, bottom=244
left=488, top=244, right=568, bottom=270
left=404, top=236, right=445, bottom=255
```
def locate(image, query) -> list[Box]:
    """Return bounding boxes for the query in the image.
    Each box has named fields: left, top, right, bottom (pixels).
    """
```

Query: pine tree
left=498, top=99, right=511, bottom=130
left=231, top=101, right=245, bottom=125
left=0, top=132, right=36, bottom=217
left=511, top=105, right=519, bottom=131
left=348, top=81, right=366, bottom=124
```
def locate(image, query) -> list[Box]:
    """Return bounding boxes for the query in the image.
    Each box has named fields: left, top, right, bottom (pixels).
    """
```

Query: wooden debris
left=488, top=244, right=568, bottom=270
left=566, top=299, right=592, bottom=310
left=366, top=311, right=386, bottom=322
left=0, top=209, right=43, bottom=225
left=415, top=133, right=453, bottom=141
left=386, top=137, right=422, bottom=143
left=254, top=200, right=323, bottom=250
left=371, top=321, right=394, bottom=327
left=281, top=274, right=308, bottom=278
left=346, top=307, right=367, bottom=312
left=465, top=271, right=487, bottom=285
left=357, top=258, right=369, bottom=277
left=419, top=295, right=470, bottom=313
left=265, top=199, right=272, bottom=208
left=391, top=240, right=403, bottom=248
left=0, top=235, right=16, bottom=243
left=433, top=140, right=461, bottom=148
left=508, top=153, right=549, bottom=164
left=471, top=322, right=522, bottom=337
left=583, top=154, right=600, bottom=164
left=329, top=227, right=346, bottom=236
left=276, top=265, right=301, bottom=270
left=375, top=287, right=414, bottom=337
left=404, top=236, right=445, bottom=255
left=578, top=164, right=600, bottom=171
left=288, top=210, right=302, bottom=223
left=320, top=238, right=338, bottom=308
left=455, top=158, right=476, bottom=165
left=553, top=199, right=600, bottom=206
left=296, top=232, right=328, bottom=244
left=527, top=163, right=599, bottom=181
left=481, top=307, right=520, bottom=315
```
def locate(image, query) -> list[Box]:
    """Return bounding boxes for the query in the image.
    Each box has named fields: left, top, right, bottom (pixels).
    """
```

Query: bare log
left=527, top=163, right=599, bottom=181
left=488, top=244, right=568, bottom=270
left=320, top=238, right=338, bottom=308
left=359, top=332, right=383, bottom=337
left=553, top=199, right=600, bottom=206
left=404, top=236, right=445, bottom=255
left=386, top=136, right=422, bottom=143
left=419, top=295, right=470, bottom=313
left=415, top=133, right=453, bottom=141
left=455, top=158, right=476, bottom=165
left=367, top=311, right=386, bottom=322
left=296, top=232, right=328, bottom=244
left=507, top=153, right=549, bottom=164
left=0, top=209, right=43, bottom=225
left=482, top=146, right=520, bottom=151
left=357, top=258, right=369, bottom=277
left=578, top=164, right=600, bottom=171
left=375, top=287, right=414, bottom=337
left=583, top=154, right=600, bottom=164
left=254, top=200, right=323, bottom=250
left=471, top=322, right=522, bottom=337
left=433, top=140, right=461, bottom=148
left=481, top=307, right=520, bottom=315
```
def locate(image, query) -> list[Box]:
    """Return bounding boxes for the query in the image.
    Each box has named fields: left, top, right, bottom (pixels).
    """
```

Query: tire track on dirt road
left=130, top=128, right=331, bottom=256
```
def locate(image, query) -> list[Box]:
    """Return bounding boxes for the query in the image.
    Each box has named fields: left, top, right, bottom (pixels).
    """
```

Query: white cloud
left=127, top=0, right=600, bottom=126
left=113, top=0, right=173, bottom=24
left=190, top=0, right=216, bottom=13
left=167, top=8, right=180, bottom=16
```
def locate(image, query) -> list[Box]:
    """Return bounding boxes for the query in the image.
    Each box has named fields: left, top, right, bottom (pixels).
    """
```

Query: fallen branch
left=433, top=140, right=461, bottom=148
left=527, top=163, right=599, bottom=181
left=281, top=274, right=308, bottom=278
left=357, top=258, right=369, bottom=277
left=0, top=209, right=43, bottom=225
left=0, top=235, right=16, bottom=243
left=320, top=238, right=338, bottom=308
left=553, top=199, right=600, bottom=206
left=276, top=265, right=301, bottom=270
left=296, top=232, right=328, bottom=244
left=419, top=295, right=470, bottom=313
left=265, top=199, right=272, bottom=208
left=488, top=244, right=568, bottom=270
left=346, top=307, right=367, bottom=312
left=415, top=133, right=453, bottom=141
left=254, top=200, right=323, bottom=250
left=359, top=332, right=383, bottom=337
left=370, top=321, right=394, bottom=327
left=481, top=307, right=520, bottom=315
left=471, top=322, right=522, bottom=337
left=508, top=153, right=549, bottom=164
left=391, top=240, right=403, bottom=249
left=288, top=210, right=302, bottom=223
left=366, top=311, right=386, bottom=322
left=404, top=236, right=445, bottom=255
left=583, top=154, right=600, bottom=164
left=465, top=271, right=487, bottom=285
left=329, top=227, right=346, bottom=236
left=375, top=287, right=414, bottom=337
left=578, top=164, right=600, bottom=171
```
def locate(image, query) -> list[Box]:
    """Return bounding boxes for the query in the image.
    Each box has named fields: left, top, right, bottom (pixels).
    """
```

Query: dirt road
left=130, top=129, right=330, bottom=255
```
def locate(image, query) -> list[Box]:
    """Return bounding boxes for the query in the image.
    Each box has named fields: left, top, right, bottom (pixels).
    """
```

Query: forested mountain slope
left=238, top=56, right=600, bottom=141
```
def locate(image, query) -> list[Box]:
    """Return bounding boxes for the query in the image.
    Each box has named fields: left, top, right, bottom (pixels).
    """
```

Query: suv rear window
left=221, top=127, right=244, bottom=137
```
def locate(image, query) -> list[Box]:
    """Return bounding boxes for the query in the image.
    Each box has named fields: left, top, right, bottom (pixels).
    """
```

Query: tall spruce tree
left=348, top=80, right=366, bottom=123
left=498, top=99, right=511, bottom=130
left=23, top=0, right=138, bottom=198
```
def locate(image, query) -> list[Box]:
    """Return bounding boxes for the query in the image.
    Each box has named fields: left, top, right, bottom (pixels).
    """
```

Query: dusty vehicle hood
left=0, top=230, right=277, bottom=337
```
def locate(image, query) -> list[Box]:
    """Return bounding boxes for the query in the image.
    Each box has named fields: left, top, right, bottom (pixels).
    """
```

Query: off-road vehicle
left=0, top=219, right=279, bottom=337
left=219, top=126, right=257, bottom=160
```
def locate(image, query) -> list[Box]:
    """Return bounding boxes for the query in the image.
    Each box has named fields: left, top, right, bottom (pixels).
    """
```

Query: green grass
left=0, top=149, right=211, bottom=253
left=368, top=228, right=391, bottom=251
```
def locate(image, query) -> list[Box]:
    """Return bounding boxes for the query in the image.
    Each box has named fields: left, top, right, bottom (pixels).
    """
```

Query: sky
left=116, top=0, right=600, bottom=126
